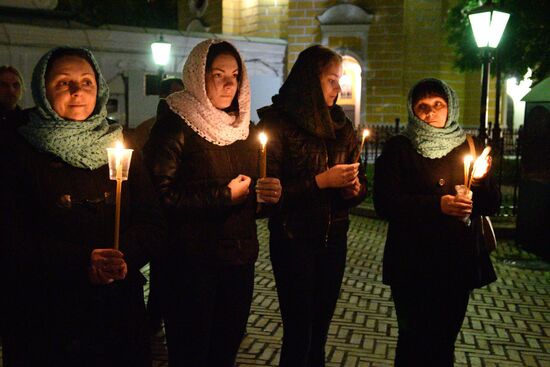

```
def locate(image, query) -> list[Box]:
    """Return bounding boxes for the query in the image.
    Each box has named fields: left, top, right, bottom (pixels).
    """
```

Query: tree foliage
left=57, top=0, right=178, bottom=30
left=446, top=0, right=550, bottom=84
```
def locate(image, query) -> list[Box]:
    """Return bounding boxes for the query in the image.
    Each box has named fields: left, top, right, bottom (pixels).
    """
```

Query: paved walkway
left=149, top=216, right=550, bottom=367
left=1, top=216, right=547, bottom=366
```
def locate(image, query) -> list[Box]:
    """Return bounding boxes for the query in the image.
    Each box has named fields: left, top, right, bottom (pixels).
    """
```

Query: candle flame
left=478, top=146, right=491, bottom=161
left=259, top=132, right=268, bottom=146
left=115, top=141, right=124, bottom=150
left=362, top=129, right=370, bottom=139
left=464, top=155, right=474, bottom=164
left=473, top=159, right=489, bottom=179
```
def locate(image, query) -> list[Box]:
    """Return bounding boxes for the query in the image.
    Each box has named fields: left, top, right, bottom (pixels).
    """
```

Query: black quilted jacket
left=144, top=100, right=260, bottom=265
left=258, top=105, right=367, bottom=243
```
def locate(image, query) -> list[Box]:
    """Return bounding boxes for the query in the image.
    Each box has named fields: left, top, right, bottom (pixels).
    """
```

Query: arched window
left=339, top=55, right=362, bottom=125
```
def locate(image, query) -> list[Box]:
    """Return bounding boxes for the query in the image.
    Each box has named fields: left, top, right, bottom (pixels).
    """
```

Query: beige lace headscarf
left=167, top=39, right=250, bottom=146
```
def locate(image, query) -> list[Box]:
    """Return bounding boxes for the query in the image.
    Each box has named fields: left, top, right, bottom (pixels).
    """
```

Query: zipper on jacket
left=323, top=140, right=331, bottom=248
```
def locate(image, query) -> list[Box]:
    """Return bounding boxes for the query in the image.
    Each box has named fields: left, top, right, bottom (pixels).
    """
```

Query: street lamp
left=151, top=34, right=172, bottom=81
left=468, top=0, right=510, bottom=142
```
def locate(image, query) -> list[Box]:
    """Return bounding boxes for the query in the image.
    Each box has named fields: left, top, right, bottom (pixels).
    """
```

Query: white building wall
left=0, top=23, right=286, bottom=126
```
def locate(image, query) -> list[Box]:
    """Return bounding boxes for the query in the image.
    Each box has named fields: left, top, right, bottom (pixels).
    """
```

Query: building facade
left=179, top=0, right=500, bottom=128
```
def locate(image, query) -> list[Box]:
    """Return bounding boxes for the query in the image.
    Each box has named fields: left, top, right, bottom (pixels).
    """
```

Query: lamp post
left=468, top=0, right=510, bottom=143
left=151, top=35, right=172, bottom=91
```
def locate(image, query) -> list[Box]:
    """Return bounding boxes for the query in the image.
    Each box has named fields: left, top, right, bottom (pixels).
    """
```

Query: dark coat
left=0, top=107, right=24, bottom=344
left=373, top=135, right=500, bottom=289
left=0, top=105, right=25, bottom=133
left=143, top=100, right=260, bottom=266
left=3, top=132, right=165, bottom=366
left=258, top=105, right=367, bottom=243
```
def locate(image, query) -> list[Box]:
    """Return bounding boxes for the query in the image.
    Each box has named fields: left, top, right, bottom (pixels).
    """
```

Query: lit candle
left=259, top=132, right=267, bottom=178
left=468, top=146, right=492, bottom=189
left=354, top=128, right=370, bottom=163
left=106, top=141, right=133, bottom=250
left=115, top=141, right=123, bottom=180
left=463, top=155, right=474, bottom=187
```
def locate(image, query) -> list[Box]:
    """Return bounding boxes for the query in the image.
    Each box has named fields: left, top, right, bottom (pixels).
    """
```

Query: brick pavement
left=1, top=216, right=548, bottom=367
left=149, top=216, right=550, bottom=367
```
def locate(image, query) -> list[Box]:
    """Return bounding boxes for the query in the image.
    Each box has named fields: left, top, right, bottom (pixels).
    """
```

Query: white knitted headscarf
left=167, top=39, right=250, bottom=146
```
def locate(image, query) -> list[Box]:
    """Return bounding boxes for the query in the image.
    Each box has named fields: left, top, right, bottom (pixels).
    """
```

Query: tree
left=446, top=0, right=550, bottom=84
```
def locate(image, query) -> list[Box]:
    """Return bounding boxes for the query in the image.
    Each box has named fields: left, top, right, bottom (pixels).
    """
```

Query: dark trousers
left=163, top=258, right=254, bottom=367
left=270, top=235, right=347, bottom=367
left=391, top=284, right=470, bottom=367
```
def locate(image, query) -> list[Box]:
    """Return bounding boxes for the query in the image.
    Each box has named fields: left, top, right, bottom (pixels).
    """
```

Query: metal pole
left=493, top=52, right=503, bottom=214
left=159, top=66, right=165, bottom=81
left=494, top=50, right=502, bottom=144
left=479, top=48, right=490, bottom=143
left=364, top=129, right=369, bottom=168
left=497, top=130, right=504, bottom=214
left=512, top=126, right=522, bottom=215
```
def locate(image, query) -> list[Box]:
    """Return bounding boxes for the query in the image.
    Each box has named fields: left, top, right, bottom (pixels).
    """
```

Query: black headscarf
left=272, top=45, right=347, bottom=139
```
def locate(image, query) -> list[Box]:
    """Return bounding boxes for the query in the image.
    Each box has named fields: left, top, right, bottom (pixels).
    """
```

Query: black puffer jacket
left=258, top=105, right=367, bottom=242
left=144, top=100, right=260, bottom=265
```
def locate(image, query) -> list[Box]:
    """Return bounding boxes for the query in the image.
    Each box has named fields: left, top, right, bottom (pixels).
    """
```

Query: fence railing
left=359, top=120, right=522, bottom=217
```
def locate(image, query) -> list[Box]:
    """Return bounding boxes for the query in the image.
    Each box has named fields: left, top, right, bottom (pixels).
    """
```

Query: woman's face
left=320, top=61, right=343, bottom=107
left=205, top=53, right=239, bottom=110
left=45, top=55, right=97, bottom=121
left=413, top=96, right=448, bottom=128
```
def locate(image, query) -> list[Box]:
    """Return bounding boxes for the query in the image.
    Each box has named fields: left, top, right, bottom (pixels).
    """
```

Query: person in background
left=136, top=77, right=184, bottom=335
left=0, top=65, right=25, bottom=131
left=373, top=78, right=500, bottom=366
left=130, top=77, right=184, bottom=150
left=3, top=46, right=164, bottom=367
left=0, top=64, right=26, bottom=367
left=144, top=39, right=281, bottom=367
left=257, top=45, right=367, bottom=367
left=159, top=77, right=184, bottom=99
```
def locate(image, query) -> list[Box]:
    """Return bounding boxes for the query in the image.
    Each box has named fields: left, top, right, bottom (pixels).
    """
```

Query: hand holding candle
left=457, top=144, right=491, bottom=224
left=106, top=141, right=133, bottom=250
left=256, top=177, right=282, bottom=204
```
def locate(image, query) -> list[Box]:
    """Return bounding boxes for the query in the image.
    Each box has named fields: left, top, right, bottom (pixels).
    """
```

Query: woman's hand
left=89, top=248, right=127, bottom=285
left=341, top=177, right=361, bottom=199
left=228, top=174, right=251, bottom=204
left=440, top=195, right=473, bottom=217
left=315, top=163, right=359, bottom=189
left=256, top=177, right=282, bottom=204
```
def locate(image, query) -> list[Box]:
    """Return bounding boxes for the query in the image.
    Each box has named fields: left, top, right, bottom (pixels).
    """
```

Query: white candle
left=106, top=141, right=133, bottom=250
left=355, top=128, right=370, bottom=163
left=259, top=132, right=267, bottom=178
left=464, top=155, right=474, bottom=187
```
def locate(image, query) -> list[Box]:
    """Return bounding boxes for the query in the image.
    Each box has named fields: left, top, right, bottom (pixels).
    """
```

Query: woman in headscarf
left=144, top=39, right=281, bottom=367
left=3, top=46, right=164, bottom=367
left=257, top=45, right=367, bottom=367
left=373, top=78, right=500, bottom=366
